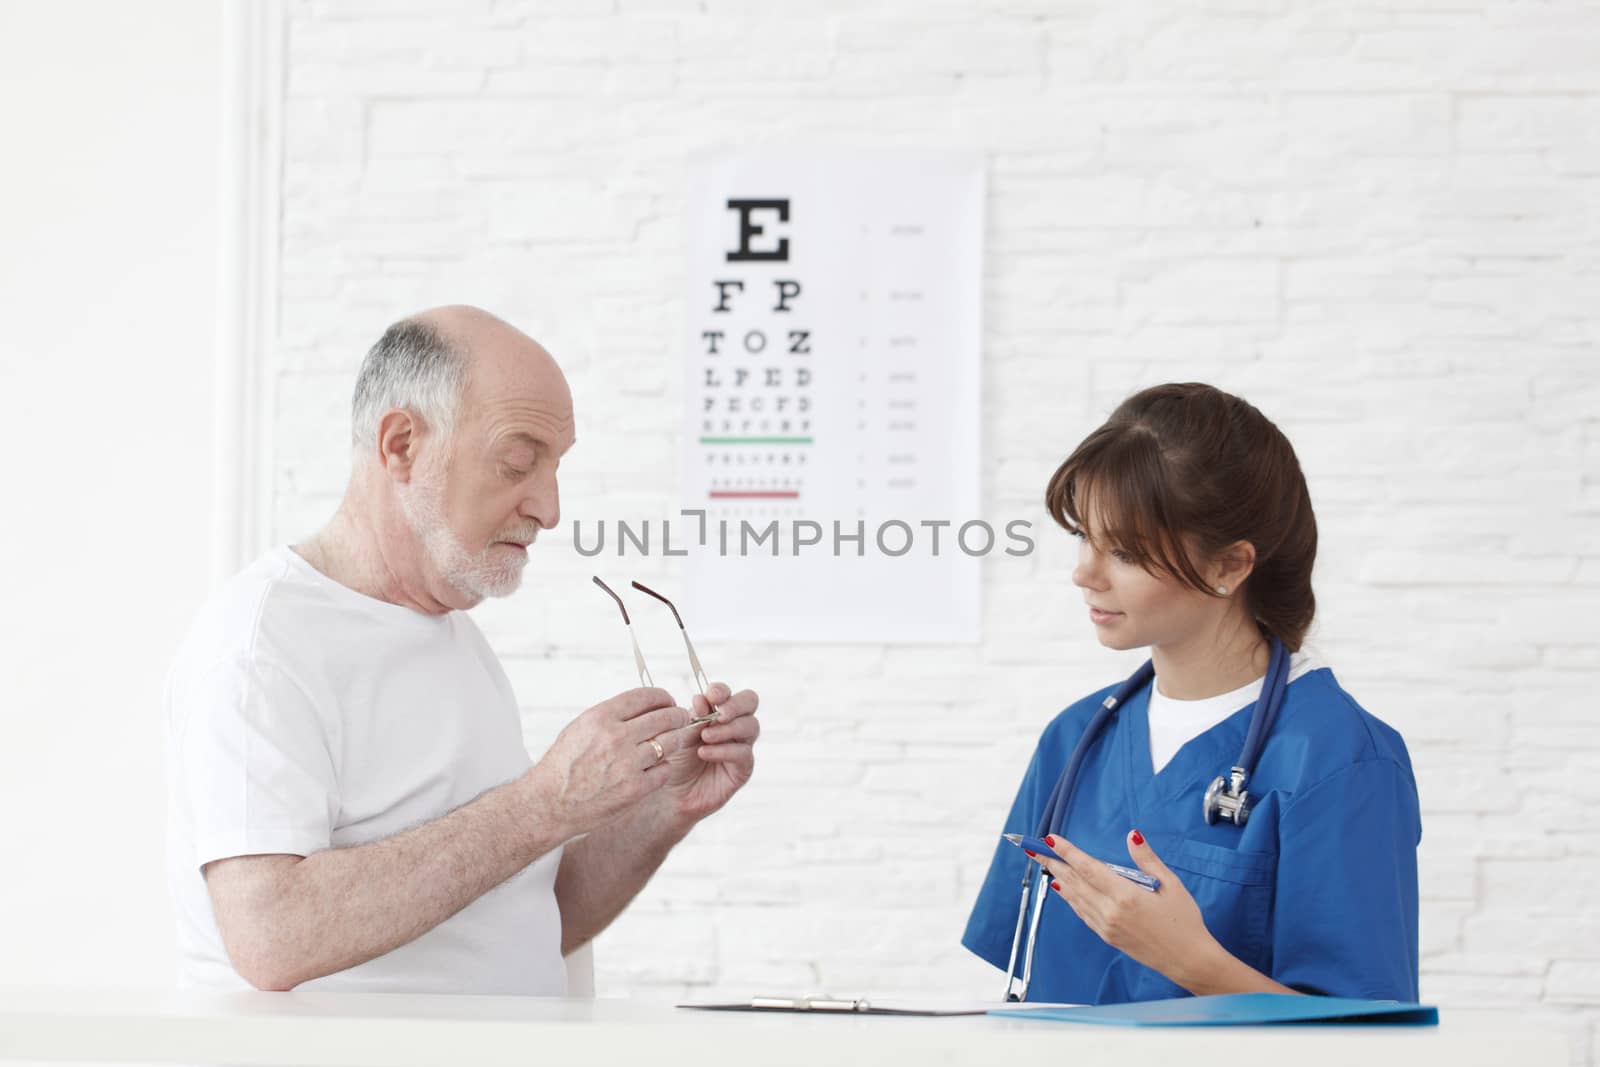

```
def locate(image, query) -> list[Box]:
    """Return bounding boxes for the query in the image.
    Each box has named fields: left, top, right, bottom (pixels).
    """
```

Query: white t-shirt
left=163, top=546, right=566, bottom=994
left=1147, top=649, right=1325, bottom=774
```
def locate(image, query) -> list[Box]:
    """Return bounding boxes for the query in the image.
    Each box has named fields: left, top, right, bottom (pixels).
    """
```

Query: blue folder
left=994, top=993, right=1438, bottom=1027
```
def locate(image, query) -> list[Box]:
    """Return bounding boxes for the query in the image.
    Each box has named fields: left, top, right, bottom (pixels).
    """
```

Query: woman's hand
left=1028, top=830, right=1226, bottom=992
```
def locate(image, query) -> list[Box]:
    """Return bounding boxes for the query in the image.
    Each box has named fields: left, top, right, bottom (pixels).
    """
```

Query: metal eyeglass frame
left=592, top=576, right=720, bottom=726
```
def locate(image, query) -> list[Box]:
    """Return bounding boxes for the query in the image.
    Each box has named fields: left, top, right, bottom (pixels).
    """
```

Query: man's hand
left=551, top=682, right=759, bottom=954
left=658, top=682, right=760, bottom=823
left=526, top=687, right=698, bottom=838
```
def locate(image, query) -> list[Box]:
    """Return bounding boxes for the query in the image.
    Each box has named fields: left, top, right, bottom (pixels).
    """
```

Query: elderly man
left=164, top=306, right=760, bottom=993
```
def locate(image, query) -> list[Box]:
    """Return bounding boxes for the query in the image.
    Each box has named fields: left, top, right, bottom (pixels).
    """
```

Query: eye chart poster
left=681, top=153, right=985, bottom=643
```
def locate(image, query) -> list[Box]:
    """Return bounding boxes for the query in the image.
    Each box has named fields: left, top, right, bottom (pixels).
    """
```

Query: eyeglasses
left=592, top=576, right=720, bottom=725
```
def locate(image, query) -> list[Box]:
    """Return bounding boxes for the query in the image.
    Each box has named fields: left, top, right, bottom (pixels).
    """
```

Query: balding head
left=346, top=306, right=576, bottom=610
left=351, top=305, right=568, bottom=449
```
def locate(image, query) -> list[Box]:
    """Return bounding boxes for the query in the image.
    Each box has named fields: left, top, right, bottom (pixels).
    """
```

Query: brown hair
left=1044, top=383, right=1318, bottom=651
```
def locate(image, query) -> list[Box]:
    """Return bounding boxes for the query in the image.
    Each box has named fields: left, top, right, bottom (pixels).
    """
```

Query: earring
left=1216, top=585, right=1228, bottom=595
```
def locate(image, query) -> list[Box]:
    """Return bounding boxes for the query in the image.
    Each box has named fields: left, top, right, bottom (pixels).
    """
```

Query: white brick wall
left=258, top=0, right=1599, bottom=1058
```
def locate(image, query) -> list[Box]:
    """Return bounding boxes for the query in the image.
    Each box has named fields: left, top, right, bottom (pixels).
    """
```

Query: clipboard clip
left=749, top=995, right=872, bottom=1013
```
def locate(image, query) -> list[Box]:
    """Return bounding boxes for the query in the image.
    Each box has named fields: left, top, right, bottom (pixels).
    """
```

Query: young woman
left=963, top=383, right=1420, bottom=1004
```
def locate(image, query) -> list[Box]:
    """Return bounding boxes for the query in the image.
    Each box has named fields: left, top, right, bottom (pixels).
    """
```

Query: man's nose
left=521, top=471, right=560, bottom=530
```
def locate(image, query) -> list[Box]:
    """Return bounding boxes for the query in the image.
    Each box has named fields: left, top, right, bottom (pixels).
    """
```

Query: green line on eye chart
left=698, top=436, right=814, bottom=444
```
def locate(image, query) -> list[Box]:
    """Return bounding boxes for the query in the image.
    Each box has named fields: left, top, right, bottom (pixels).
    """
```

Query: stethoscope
left=1002, top=636, right=1291, bottom=1002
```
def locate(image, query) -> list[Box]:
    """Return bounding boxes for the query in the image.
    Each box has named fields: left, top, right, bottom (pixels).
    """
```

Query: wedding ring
left=648, top=737, right=664, bottom=764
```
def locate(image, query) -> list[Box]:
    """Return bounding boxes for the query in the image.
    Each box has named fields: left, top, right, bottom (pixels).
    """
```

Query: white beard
left=399, top=468, right=530, bottom=602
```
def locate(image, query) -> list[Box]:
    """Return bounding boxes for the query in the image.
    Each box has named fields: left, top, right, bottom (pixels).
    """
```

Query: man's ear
left=375, top=408, right=420, bottom=483
left=1212, top=539, right=1258, bottom=593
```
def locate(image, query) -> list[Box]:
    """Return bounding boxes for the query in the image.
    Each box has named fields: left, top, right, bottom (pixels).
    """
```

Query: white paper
left=682, top=152, right=986, bottom=643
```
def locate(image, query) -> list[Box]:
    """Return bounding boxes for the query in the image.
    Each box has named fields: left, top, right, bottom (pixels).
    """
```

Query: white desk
left=0, top=988, right=1564, bottom=1067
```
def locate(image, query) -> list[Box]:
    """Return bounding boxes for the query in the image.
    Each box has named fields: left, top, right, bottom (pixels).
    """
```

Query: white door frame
left=213, top=0, right=283, bottom=582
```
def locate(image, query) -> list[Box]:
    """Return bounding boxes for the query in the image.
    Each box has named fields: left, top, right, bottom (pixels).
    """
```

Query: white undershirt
left=1147, top=649, right=1325, bottom=774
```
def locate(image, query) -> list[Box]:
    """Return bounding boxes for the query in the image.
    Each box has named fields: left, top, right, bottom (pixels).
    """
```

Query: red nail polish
left=1024, top=850, right=1036, bottom=857
left=1131, top=830, right=1145, bottom=846
left=1051, top=880, right=1061, bottom=891
left=1044, top=835, right=1056, bottom=847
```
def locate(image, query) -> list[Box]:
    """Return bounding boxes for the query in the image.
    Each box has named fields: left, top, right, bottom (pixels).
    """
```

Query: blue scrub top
left=962, top=666, right=1421, bottom=1004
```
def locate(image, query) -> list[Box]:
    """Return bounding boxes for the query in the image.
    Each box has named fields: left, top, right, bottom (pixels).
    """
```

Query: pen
left=1001, top=833, right=1161, bottom=893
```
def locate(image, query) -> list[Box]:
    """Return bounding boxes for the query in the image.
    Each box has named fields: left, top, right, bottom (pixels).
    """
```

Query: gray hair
left=350, top=319, right=467, bottom=448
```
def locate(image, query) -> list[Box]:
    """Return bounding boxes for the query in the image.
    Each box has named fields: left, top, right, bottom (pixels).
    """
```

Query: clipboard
left=679, top=996, right=1055, bottom=1017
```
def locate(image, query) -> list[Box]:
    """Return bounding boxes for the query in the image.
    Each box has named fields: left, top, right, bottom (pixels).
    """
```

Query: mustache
left=496, top=527, right=542, bottom=546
